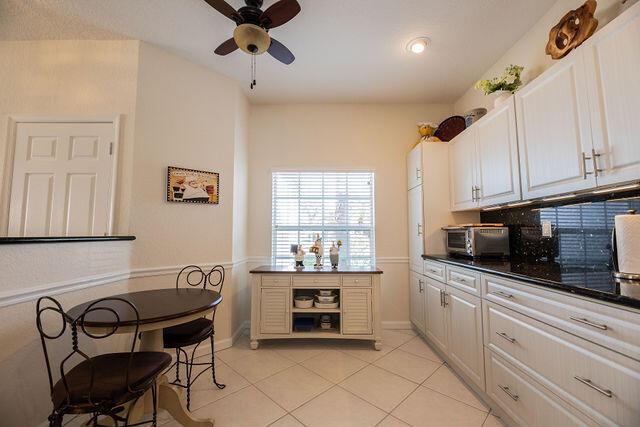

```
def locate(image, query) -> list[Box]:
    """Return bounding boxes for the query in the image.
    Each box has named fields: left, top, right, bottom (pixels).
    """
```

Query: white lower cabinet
left=485, top=301, right=640, bottom=426
left=446, top=286, right=485, bottom=390
left=424, top=277, right=448, bottom=355
left=411, top=261, right=640, bottom=426
left=409, top=271, right=426, bottom=334
left=342, top=287, right=373, bottom=335
left=260, top=288, right=291, bottom=334
left=485, top=350, right=596, bottom=427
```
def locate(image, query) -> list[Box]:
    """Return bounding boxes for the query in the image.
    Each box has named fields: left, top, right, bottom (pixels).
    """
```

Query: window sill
left=0, top=236, right=136, bottom=245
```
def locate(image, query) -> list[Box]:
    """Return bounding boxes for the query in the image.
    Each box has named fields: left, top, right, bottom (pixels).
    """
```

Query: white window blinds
left=271, top=171, right=375, bottom=267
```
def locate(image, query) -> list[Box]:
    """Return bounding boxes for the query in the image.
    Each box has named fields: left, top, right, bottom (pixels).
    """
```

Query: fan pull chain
left=250, top=54, right=257, bottom=90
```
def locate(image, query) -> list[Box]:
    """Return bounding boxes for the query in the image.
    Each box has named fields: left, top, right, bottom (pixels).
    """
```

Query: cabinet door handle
left=582, top=152, right=594, bottom=179
left=496, top=331, right=517, bottom=344
left=418, top=279, right=424, bottom=293
left=569, top=316, right=608, bottom=331
left=574, top=376, right=613, bottom=398
left=442, top=291, right=449, bottom=307
left=416, top=168, right=422, bottom=180
left=494, top=290, right=514, bottom=299
left=471, top=185, right=476, bottom=202
left=439, top=289, right=444, bottom=307
left=498, top=385, right=519, bottom=401
left=417, top=223, right=423, bottom=235
left=591, top=149, right=603, bottom=177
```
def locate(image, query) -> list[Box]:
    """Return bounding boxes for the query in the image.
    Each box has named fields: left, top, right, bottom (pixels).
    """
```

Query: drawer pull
left=574, top=376, right=613, bottom=398
left=569, top=316, right=608, bottom=331
left=498, top=385, right=519, bottom=401
left=496, top=331, right=517, bottom=344
left=494, top=290, right=514, bottom=299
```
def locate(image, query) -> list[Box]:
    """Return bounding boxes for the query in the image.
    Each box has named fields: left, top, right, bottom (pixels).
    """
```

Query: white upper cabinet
left=407, top=143, right=423, bottom=190
left=475, top=98, right=521, bottom=206
left=515, top=51, right=596, bottom=200
left=583, top=2, right=640, bottom=187
left=449, top=127, right=478, bottom=211
left=408, top=185, right=424, bottom=274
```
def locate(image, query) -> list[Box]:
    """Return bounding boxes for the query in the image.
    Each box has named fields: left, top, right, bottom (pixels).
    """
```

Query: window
left=271, top=171, right=375, bottom=267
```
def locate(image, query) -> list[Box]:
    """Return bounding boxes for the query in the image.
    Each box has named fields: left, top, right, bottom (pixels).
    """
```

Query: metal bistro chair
left=36, top=296, right=172, bottom=427
left=163, top=265, right=226, bottom=410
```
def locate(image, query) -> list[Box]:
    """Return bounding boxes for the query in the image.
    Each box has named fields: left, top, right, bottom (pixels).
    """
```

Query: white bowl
left=320, top=322, right=333, bottom=329
left=294, top=296, right=314, bottom=309
left=315, top=294, right=337, bottom=302
left=317, top=290, right=334, bottom=296
left=314, top=301, right=339, bottom=309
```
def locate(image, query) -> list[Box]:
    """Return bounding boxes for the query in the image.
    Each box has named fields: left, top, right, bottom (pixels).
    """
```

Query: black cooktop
left=423, top=254, right=640, bottom=309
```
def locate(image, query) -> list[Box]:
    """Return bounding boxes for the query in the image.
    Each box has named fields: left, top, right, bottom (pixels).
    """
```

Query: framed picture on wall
left=167, top=166, right=219, bottom=205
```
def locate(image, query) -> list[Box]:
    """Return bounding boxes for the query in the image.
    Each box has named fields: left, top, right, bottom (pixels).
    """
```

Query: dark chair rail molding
left=0, top=236, right=136, bottom=245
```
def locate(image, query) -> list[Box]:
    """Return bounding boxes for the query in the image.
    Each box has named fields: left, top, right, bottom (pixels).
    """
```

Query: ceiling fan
left=206, top=0, right=300, bottom=66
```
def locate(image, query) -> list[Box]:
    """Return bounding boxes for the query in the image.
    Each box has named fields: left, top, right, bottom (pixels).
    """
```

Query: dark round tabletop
left=67, top=288, right=222, bottom=327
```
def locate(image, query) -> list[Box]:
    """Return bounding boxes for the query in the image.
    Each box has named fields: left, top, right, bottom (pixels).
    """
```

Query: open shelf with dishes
left=292, top=288, right=340, bottom=310
left=292, top=288, right=341, bottom=333
left=292, top=312, right=340, bottom=334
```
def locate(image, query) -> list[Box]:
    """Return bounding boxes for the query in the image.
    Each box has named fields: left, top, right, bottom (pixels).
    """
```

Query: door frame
left=1, top=115, right=121, bottom=235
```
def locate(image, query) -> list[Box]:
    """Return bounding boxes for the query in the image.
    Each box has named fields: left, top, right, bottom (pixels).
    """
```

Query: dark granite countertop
left=423, top=254, right=640, bottom=310
left=250, top=265, right=383, bottom=274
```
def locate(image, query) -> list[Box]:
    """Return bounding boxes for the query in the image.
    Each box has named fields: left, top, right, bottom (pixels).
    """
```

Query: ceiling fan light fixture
left=233, top=23, right=271, bottom=54
left=406, top=37, right=430, bottom=54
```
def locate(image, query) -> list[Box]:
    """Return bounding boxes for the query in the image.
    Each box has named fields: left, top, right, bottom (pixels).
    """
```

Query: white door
left=8, top=121, right=117, bottom=237
left=476, top=97, right=521, bottom=207
left=342, top=288, right=373, bottom=335
left=425, top=277, right=448, bottom=355
left=449, top=128, right=478, bottom=211
left=408, top=185, right=424, bottom=274
left=260, top=288, right=290, bottom=334
left=446, top=286, right=485, bottom=390
left=583, top=2, right=640, bottom=187
left=409, top=271, right=426, bottom=334
left=407, top=144, right=423, bottom=190
left=515, top=52, right=596, bottom=200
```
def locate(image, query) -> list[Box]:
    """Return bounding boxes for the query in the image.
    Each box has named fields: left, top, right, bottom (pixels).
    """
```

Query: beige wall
left=0, top=39, right=140, bottom=234
left=454, top=0, right=633, bottom=114
left=248, top=103, right=453, bottom=324
left=0, top=41, right=250, bottom=426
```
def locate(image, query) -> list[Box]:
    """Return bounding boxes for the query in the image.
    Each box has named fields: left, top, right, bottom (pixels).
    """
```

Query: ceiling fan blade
left=214, top=38, right=239, bottom=55
left=203, top=0, right=241, bottom=23
left=261, top=0, right=301, bottom=29
left=268, top=38, right=295, bottom=64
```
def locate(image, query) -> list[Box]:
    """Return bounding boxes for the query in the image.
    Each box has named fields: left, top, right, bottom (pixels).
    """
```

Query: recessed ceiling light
left=406, top=37, right=430, bottom=54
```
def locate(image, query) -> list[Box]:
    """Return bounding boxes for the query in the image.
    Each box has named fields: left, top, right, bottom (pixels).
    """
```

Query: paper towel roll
left=615, top=213, right=640, bottom=275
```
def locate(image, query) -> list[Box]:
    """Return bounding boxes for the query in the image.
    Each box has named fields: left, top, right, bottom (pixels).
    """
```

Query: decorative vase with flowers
left=475, top=64, right=524, bottom=107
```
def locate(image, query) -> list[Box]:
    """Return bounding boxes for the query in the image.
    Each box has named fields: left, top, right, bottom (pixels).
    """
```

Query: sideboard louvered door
left=260, top=288, right=290, bottom=334
left=342, top=288, right=373, bottom=335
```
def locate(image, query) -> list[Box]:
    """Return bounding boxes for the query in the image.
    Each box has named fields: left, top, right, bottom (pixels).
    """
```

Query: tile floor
left=156, top=329, right=504, bottom=427
left=67, top=329, right=504, bottom=427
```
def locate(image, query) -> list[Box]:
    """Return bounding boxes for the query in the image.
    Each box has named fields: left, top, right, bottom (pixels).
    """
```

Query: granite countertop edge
left=422, top=254, right=640, bottom=310
left=250, top=265, right=383, bottom=274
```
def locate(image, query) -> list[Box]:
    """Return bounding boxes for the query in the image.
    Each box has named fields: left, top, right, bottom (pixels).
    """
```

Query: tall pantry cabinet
left=406, top=142, right=478, bottom=335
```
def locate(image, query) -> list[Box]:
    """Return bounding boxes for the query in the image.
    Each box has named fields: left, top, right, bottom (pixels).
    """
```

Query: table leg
left=137, top=330, right=215, bottom=427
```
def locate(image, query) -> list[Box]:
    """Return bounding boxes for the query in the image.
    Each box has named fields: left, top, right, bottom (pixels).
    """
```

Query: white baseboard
left=382, top=321, right=413, bottom=330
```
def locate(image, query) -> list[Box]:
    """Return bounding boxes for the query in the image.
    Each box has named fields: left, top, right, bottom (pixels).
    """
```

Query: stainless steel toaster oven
left=443, top=225, right=510, bottom=258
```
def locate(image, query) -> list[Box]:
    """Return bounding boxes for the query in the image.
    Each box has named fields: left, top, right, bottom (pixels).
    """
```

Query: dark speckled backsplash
left=480, top=192, right=640, bottom=270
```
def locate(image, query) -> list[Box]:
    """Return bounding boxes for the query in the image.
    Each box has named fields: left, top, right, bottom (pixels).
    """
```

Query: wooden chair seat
left=52, top=352, right=171, bottom=411
left=163, top=318, right=213, bottom=348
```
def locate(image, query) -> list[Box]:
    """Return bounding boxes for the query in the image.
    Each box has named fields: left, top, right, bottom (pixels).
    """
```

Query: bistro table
left=68, top=288, right=222, bottom=427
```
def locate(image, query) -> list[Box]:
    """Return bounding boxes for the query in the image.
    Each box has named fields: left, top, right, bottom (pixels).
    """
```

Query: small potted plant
left=475, top=64, right=524, bottom=106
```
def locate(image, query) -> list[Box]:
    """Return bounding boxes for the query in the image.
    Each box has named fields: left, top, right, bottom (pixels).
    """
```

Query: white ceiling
left=1, top=0, right=556, bottom=104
